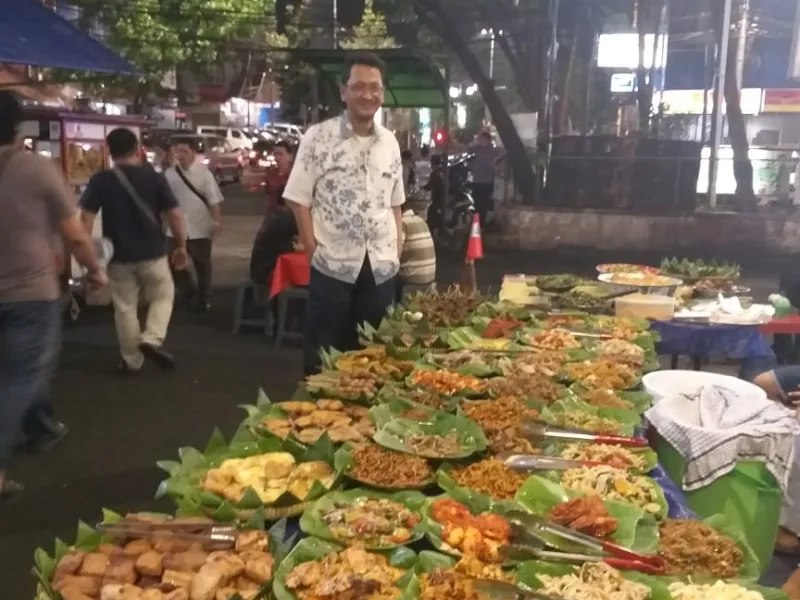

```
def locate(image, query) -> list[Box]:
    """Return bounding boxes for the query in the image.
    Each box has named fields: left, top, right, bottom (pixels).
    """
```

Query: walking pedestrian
left=0, top=91, right=107, bottom=498
left=285, top=52, right=404, bottom=375
left=165, top=136, right=224, bottom=312
left=80, top=128, right=189, bottom=373
left=468, top=131, right=504, bottom=227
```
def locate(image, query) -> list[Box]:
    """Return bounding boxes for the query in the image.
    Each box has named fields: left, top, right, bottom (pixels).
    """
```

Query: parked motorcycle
left=431, top=152, right=476, bottom=248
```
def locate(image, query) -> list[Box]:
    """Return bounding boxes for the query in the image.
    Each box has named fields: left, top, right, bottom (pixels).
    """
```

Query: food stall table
left=761, top=315, right=800, bottom=335
left=650, top=320, right=774, bottom=372
left=269, top=252, right=310, bottom=300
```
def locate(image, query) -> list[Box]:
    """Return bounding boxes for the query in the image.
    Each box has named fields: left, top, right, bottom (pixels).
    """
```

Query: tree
left=340, top=0, right=397, bottom=49
left=59, top=0, right=276, bottom=110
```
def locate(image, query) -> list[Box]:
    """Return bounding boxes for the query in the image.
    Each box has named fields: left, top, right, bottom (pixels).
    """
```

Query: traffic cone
left=466, top=214, right=484, bottom=260
left=460, top=214, right=483, bottom=293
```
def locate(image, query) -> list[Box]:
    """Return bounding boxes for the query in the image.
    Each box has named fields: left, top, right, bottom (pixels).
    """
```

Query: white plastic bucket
left=642, top=369, right=767, bottom=404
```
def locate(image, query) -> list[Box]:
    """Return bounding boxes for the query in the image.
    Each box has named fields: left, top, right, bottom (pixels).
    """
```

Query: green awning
left=295, top=48, right=448, bottom=109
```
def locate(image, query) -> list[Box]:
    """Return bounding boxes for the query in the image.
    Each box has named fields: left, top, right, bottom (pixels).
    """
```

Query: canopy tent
left=295, top=48, right=449, bottom=109
left=0, top=0, right=137, bottom=74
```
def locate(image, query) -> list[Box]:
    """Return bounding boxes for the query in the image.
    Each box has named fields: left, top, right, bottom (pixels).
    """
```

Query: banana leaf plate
left=372, top=412, right=487, bottom=459
left=273, top=537, right=417, bottom=600
left=376, top=384, right=461, bottom=413
left=544, top=441, right=658, bottom=473
left=333, top=442, right=437, bottom=491
left=406, top=366, right=489, bottom=399
left=155, top=426, right=340, bottom=522
left=370, top=399, right=445, bottom=428
left=515, top=560, right=672, bottom=600
left=299, top=488, right=427, bottom=550
left=656, top=513, right=761, bottom=582
left=437, top=461, right=530, bottom=505
left=304, top=370, right=380, bottom=405
left=319, top=347, right=415, bottom=382
left=515, top=475, right=659, bottom=553
left=568, top=383, right=654, bottom=414
left=560, top=360, right=643, bottom=391
left=423, top=351, right=504, bottom=378
left=448, top=325, right=527, bottom=353
left=420, top=492, right=525, bottom=561
left=540, top=396, right=642, bottom=437
left=539, top=469, right=669, bottom=521
left=33, top=509, right=294, bottom=600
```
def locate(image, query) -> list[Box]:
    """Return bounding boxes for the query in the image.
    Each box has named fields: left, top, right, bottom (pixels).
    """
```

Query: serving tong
left=500, top=455, right=614, bottom=473
left=521, top=421, right=649, bottom=448
left=98, top=517, right=237, bottom=548
left=501, top=512, right=666, bottom=575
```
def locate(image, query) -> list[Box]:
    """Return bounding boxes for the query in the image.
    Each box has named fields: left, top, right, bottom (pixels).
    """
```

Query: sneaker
left=117, top=360, right=142, bottom=375
left=20, top=422, right=68, bottom=455
left=139, top=343, right=176, bottom=370
left=0, top=479, right=24, bottom=502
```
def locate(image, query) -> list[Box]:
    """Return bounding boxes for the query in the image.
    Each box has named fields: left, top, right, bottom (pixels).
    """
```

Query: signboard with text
left=763, top=89, right=800, bottom=113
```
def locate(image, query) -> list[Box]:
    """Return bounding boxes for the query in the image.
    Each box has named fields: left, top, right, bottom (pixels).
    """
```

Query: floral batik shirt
left=283, top=115, right=404, bottom=284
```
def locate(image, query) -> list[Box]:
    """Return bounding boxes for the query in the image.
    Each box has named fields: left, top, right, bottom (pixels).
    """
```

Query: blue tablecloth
left=651, top=320, right=774, bottom=361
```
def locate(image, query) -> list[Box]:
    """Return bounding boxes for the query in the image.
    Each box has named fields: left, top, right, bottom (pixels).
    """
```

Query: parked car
left=268, top=123, right=303, bottom=140
left=170, top=134, right=244, bottom=184
left=248, top=139, right=277, bottom=168
left=195, top=125, right=253, bottom=152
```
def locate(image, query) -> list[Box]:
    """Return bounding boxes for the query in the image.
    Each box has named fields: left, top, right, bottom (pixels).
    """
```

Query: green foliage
left=56, top=0, right=276, bottom=104
left=340, top=0, right=397, bottom=50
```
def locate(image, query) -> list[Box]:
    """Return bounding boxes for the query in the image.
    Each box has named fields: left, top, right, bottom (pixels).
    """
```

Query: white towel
left=646, top=384, right=800, bottom=493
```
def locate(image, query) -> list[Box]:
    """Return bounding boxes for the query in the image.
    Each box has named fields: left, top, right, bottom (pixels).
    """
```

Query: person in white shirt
left=414, top=145, right=432, bottom=191
left=285, top=52, right=404, bottom=375
left=165, top=137, right=224, bottom=311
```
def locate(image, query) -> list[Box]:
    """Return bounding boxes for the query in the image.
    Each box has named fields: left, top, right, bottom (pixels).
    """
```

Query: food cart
left=19, top=107, right=152, bottom=306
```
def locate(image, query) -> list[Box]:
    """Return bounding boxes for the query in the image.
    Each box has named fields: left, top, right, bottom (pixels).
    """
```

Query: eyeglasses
left=347, top=82, right=384, bottom=96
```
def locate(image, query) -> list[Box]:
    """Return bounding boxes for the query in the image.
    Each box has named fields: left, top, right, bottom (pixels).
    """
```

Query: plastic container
left=656, top=434, right=782, bottom=574
left=615, top=293, right=676, bottom=320
left=642, top=370, right=767, bottom=404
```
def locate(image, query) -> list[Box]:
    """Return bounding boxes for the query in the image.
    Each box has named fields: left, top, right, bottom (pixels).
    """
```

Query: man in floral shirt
left=284, top=52, right=404, bottom=374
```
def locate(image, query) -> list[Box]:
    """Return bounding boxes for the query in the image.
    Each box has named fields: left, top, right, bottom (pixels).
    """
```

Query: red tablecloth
left=269, top=252, right=310, bottom=299
left=760, top=315, right=800, bottom=335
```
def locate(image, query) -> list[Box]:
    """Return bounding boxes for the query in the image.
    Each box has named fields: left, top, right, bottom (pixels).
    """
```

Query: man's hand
left=211, top=220, right=222, bottom=240
left=171, top=246, right=190, bottom=271
left=87, top=267, right=108, bottom=288
left=786, top=388, right=800, bottom=407
left=304, top=241, right=317, bottom=261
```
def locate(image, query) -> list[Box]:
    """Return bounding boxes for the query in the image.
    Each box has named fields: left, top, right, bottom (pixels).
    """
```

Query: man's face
left=174, top=144, right=195, bottom=168
left=341, top=64, right=384, bottom=122
left=273, top=146, right=291, bottom=171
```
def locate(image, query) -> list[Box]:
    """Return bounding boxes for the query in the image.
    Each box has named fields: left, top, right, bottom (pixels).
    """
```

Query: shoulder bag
left=175, top=165, right=212, bottom=212
left=111, top=167, right=162, bottom=230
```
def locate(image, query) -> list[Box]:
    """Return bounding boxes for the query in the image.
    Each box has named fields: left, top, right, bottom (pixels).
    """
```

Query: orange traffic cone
left=460, top=214, right=483, bottom=293
left=466, top=214, right=484, bottom=260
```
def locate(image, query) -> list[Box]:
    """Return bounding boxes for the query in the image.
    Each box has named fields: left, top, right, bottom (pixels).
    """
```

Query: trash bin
left=657, top=434, right=782, bottom=574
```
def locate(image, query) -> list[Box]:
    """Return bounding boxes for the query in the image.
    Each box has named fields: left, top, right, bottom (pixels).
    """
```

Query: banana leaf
left=654, top=514, right=761, bottom=582
left=32, top=509, right=294, bottom=600
left=515, top=560, right=673, bottom=600
left=436, top=463, right=528, bottom=505
left=629, top=573, right=788, bottom=600
left=373, top=412, right=487, bottom=459
left=155, top=427, right=340, bottom=519
left=568, top=383, right=654, bottom=414
left=403, top=551, right=521, bottom=600
left=420, top=493, right=525, bottom=559
left=299, top=488, right=427, bottom=550
left=471, top=301, right=538, bottom=323
left=305, top=370, right=379, bottom=405
left=423, top=351, right=503, bottom=378
left=514, top=475, right=659, bottom=553
left=561, top=361, right=643, bottom=391
left=406, top=367, right=488, bottom=399
left=540, top=469, right=668, bottom=521
left=448, top=326, right=525, bottom=353
left=273, top=537, right=417, bottom=600
left=334, top=442, right=437, bottom=491
left=540, top=397, right=641, bottom=437
left=376, top=384, right=461, bottom=413
left=544, top=441, right=658, bottom=474
left=370, top=399, right=443, bottom=428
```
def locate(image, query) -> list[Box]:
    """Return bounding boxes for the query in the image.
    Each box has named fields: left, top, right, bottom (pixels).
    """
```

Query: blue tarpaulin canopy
left=0, top=0, right=137, bottom=74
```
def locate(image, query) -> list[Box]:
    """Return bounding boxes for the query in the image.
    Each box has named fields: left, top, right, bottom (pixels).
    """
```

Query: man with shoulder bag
left=80, top=128, right=189, bottom=374
left=165, top=136, right=224, bottom=312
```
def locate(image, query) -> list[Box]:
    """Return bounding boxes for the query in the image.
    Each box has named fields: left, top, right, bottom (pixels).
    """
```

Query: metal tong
left=98, top=517, right=237, bottom=548
left=502, top=511, right=666, bottom=575
left=471, top=578, right=562, bottom=600
left=522, top=421, right=649, bottom=448
left=501, top=455, right=613, bottom=473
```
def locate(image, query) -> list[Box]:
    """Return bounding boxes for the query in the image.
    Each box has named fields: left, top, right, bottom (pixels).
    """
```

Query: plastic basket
left=656, top=434, right=782, bottom=574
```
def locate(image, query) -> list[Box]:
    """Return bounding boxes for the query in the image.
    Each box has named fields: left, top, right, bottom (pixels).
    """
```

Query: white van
left=195, top=125, right=253, bottom=152
left=269, top=123, right=304, bottom=139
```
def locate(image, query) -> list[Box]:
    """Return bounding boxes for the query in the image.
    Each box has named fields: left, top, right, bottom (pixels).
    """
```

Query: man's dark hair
left=401, top=150, right=413, bottom=161
left=106, top=128, right=139, bottom=159
left=343, top=52, right=386, bottom=84
left=274, top=140, right=293, bottom=154
left=0, top=91, right=23, bottom=146
left=171, top=136, right=200, bottom=153
left=431, top=154, right=443, bottom=167
left=420, top=145, right=430, bottom=158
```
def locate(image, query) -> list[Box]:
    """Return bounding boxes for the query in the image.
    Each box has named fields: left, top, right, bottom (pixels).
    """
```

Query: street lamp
left=480, top=28, right=502, bottom=81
